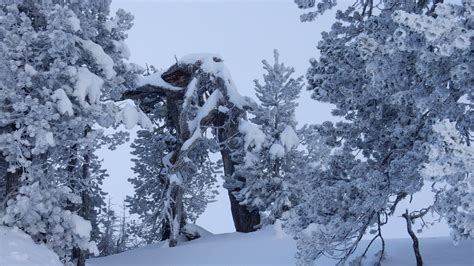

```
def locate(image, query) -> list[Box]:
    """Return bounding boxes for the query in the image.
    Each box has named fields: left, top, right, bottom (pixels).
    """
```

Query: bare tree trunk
left=75, top=151, right=91, bottom=266
left=70, top=128, right=92, bottom=266
left=403, top=210, right=423, bottom=266
left=169, top=186, right=184, bottom=247
left=1, top=124, right=20, bottom=205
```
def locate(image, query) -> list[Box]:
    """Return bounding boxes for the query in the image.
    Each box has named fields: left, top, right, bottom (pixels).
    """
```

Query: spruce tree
left=234, top=50, right=303, bottom=226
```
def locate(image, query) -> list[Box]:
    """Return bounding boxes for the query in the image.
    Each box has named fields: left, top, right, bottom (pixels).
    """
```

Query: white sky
left=99, top=0, right=451, bottom=238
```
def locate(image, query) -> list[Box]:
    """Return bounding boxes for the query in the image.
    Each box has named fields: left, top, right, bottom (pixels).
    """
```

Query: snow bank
left=182, top=224, right=213, bottom=239
left=87, top=224, right=474, bottom=266
left=0, top=226, right=61, bottom=266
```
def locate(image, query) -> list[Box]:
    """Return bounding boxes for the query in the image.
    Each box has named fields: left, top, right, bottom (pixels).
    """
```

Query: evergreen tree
left=234, top=50, right=303, bottom=226
left=0, top=1, right=144, bottom=264
left=116, top=201, right=129, bottom=253
left=97, top=198, right=118, bottom=257
left=287, top=0, right=473, bottom=264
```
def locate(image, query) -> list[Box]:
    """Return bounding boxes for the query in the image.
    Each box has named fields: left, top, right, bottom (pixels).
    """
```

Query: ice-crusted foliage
left=294, top=0, right=337, bottom=22
left=127, top=128, right=219, bottom=244
left=0, top=1, right=140, bottom=264
left=288, top=0, right=473, bottom=264
left=420, top=120, right=473, bottom=243
left=234, top=51, right=304, bottom=226
left=1, top=183, right=99, bottom=261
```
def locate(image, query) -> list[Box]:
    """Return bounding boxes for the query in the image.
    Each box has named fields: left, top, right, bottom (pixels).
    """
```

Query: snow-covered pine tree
left=287, top=0, right=473, bottom=264
left=116, top=201, right=129, bottom=253
left=97, top=198, right=118, bottom=257
left=234, top=50, right=303, bottom=226
left=126, top=67, right=219, bottom=245
left=0, top=1, right=145, bottom=264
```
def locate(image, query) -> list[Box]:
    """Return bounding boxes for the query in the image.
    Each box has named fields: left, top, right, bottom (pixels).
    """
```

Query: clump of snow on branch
left=239, top=119, right=266, bottom=153
left=77, top=38, right=116, bottom=79
left=112, top=40, right=131, bottom=60
left=51, top=89, right=74, bottom=116
left=66, top=10, right=80, bottom=32
left=280, top=125, right=299, bottom=151
left=74, top=67, right=103, bottom=107
left=33, top=131, right=56, bottom=155
left=69, top=214, right=100, bottom=256
left=116, top=102, right=153, bottom=130
left=269, top=143, right=285, bottom=159
left=138, top=71, right=182, bottom=91
left=182, top=90, right=223, bottom=151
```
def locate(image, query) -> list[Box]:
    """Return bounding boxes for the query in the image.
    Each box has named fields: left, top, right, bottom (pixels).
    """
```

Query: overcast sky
left=99, top=0, right=451, bottom=238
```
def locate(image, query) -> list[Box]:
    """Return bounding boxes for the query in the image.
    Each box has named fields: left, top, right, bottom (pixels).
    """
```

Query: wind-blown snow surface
left=0, top=226, right=61, bottom=266
left=87, top=224, right=473, bottom=266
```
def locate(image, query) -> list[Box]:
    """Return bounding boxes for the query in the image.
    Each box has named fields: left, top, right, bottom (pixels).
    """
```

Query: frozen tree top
left=179, top=53, right=250, bottom=109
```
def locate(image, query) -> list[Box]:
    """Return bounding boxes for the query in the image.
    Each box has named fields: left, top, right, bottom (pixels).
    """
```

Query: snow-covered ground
left=0, top=226, right=61, bottom=266
left=87, top=224, right=473, bottom=266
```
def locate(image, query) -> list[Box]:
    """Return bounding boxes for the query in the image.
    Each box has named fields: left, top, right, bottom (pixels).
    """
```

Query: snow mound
left=182, top=224, right=213, bottom=239
left=0, top=226, right=62, bottom=266
left=87, top=224, right=473, bottom=266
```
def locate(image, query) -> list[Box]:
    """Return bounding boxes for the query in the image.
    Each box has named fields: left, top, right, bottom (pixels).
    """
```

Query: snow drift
left=0, top=226, right=61, bottom=266
left=87, top=224, right=473, bottom=266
